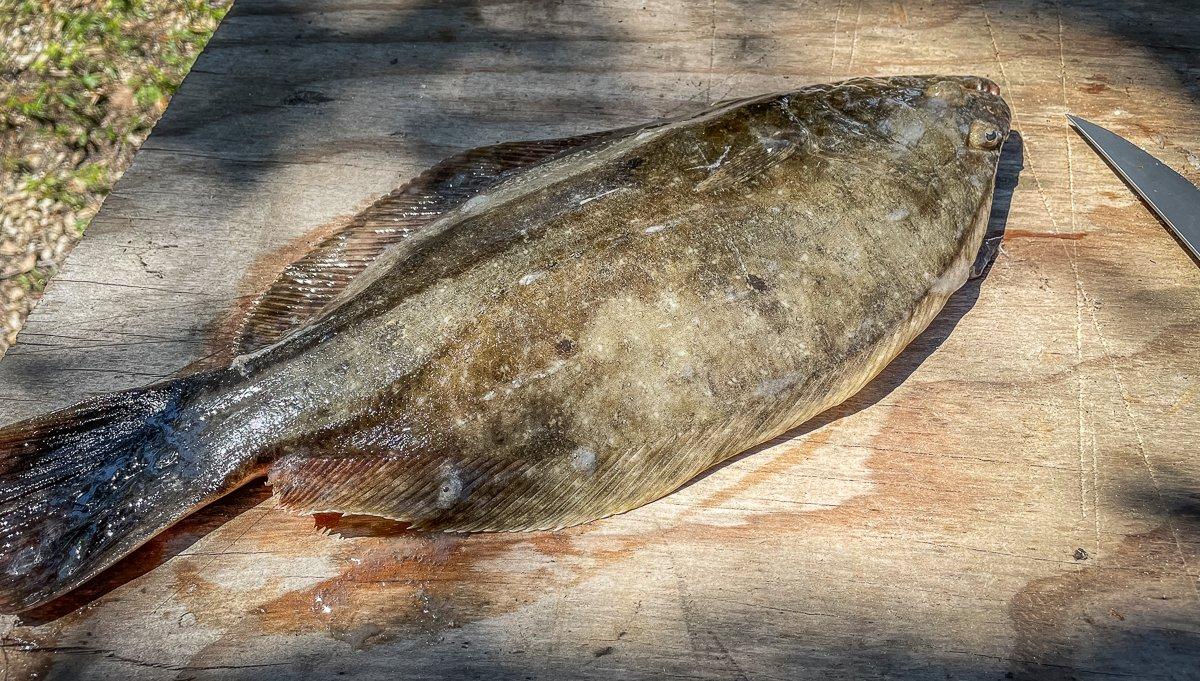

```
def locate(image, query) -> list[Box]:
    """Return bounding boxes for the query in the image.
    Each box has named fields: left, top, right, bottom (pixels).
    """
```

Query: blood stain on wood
left=1079, top=75, right=1109, bottom=95
left=225, top=534, right=536, bottom=644
left=313, top=512, right=413, bottom=538
left=529, top=532, right=585, bottom=557
left=162, top=420, right=862, bottom=656
left=683, top=428, right=837, bottom=520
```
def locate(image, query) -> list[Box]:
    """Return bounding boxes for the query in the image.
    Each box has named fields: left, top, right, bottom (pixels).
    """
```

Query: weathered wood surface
left=2, top=0, right=1199, bottom=678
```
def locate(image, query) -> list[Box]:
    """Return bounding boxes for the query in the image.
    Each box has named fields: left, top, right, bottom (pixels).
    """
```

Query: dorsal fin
left=233, top=131, right=619, bottom=354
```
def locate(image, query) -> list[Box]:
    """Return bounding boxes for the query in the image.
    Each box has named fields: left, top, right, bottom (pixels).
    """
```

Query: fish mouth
left=986, top=93, right=1013, bottom=136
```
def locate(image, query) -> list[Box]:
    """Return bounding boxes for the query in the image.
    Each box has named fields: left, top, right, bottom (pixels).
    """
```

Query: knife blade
left=1067, top=114, right=1200, bottom=262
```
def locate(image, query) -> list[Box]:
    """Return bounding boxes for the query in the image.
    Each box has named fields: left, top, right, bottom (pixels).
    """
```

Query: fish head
left=811, top=75, right=1012, bottom=163
left=917, top=75, right=1012, bottom=152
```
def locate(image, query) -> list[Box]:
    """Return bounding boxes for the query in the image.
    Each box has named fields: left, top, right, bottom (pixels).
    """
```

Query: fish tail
left=0, top=372, right=258, bottom=613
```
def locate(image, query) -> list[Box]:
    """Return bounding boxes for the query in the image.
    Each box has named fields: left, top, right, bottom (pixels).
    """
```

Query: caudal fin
left=0, top=372, right=255, bottom=612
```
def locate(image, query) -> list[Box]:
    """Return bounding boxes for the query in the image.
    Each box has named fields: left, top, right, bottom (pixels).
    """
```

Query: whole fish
left=0, top=76, right=1010, bottom=612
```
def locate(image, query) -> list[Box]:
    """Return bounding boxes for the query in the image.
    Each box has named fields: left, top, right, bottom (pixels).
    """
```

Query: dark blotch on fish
left=554, top=338, right=576, bottom=356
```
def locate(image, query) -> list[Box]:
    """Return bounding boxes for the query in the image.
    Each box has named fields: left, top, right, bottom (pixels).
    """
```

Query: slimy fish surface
left=0, top=76, right=1010, bottom=612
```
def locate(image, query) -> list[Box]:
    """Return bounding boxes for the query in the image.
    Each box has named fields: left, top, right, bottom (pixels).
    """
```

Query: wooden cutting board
left=2, top=1, right=1198, bottom=678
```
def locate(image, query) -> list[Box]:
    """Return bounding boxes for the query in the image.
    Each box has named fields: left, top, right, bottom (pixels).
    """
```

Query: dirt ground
left=0, top=0, right=231, bottom=356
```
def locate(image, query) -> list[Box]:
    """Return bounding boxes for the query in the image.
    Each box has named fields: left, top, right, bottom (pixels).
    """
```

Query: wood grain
left=2, top=0, right=1198, bottom=679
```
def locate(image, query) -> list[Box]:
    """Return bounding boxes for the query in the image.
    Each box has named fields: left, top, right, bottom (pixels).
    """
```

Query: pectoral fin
left=694, top=133, right=804, bottom=193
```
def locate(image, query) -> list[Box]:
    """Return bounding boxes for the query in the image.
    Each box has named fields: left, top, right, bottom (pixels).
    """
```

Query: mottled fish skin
left=0, top=76, right=1010, bottom=611
left=243, top=75, right=1011, bottom=528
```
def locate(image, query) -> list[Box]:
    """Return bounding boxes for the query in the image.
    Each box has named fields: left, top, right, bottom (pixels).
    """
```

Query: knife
left=1067, top=114, right=1200, bottom=262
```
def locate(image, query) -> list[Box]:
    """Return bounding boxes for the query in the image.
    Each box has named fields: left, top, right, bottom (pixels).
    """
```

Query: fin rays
left=233, top=132, right=620, bottom=354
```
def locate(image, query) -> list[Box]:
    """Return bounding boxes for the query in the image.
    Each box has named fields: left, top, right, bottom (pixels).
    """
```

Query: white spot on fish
left=436, top=463, right=463, bottom=508
left=519, top=271, right=545, bottom=286
left=571, top=447, right=598, bottom=474
left=513, top=360, right=566, bottom=388
left=230, top=353, right=251, bottom=377
left=779, top=99, right=804, bottom=127
left=845, top=317, right=877, bottom=341
left=462, top=194, right=489, bottom=212
left=689, top=145, right=730, bottom=171
left=757, top=371, right=805, bottom=397
left=882, top=109, right=926, bottom=148
left=756, top=134, right=791, bottom=154
left=886, top=208, right=909, bottom=222
left=579, top=187, right=623, bottom=206
left=7, top=547, right=37, bottom=575
left=644, top=224, right=667, bottom=234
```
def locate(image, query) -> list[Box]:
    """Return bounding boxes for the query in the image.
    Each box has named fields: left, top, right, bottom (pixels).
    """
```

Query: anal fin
left=268, top=452, right=491, bottom=532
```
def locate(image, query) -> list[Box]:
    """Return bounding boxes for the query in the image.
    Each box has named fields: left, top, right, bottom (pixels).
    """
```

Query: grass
left=22, top=162, right=110, bottom=208
left=0, top=0, right=232, bottom=351
left=7, top=267, right=52, bottom=296
left=2, top=0, right=230, bottom=225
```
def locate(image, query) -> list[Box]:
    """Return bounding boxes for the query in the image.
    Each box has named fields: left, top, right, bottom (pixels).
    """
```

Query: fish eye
left=968, top=120, right=1004, bottom=150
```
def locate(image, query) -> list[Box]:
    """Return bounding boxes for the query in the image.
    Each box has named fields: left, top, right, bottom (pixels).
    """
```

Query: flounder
left=0, top=75, right=1010, bottom=612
